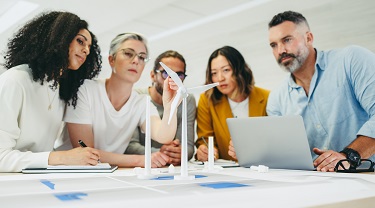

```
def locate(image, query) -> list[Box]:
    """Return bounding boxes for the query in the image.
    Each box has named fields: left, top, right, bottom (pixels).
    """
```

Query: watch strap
left=340, top=147, right=361, bottom=168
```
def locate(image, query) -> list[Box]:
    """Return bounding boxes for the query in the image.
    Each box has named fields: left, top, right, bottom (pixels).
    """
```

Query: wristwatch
left=340, top=147, right=361, bottom=168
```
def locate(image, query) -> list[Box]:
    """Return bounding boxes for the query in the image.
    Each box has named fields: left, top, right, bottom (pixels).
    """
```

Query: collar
left=315, top=48, right=326, bottom=72
left=287, top=48, right=324, bottom=93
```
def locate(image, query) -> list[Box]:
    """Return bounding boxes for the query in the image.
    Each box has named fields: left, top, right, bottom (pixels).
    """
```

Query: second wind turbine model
left=160, top=62, right=218, bottom=180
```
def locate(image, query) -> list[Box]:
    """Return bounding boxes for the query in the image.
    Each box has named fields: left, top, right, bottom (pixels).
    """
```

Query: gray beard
left=280, top=58, right=302, bottom=73
left=279, top=47, right=309, bottom=73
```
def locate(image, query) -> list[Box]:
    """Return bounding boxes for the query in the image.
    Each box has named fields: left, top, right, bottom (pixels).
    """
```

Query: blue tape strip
left=152, top=174, right=208, bottom=180
left=40, top=180, right=55, bottom=190
left=54, top=192, right=88, bottom=201
left=153, top=176, right=174, bottom=180
left=199, top=182, right=249, bottom=189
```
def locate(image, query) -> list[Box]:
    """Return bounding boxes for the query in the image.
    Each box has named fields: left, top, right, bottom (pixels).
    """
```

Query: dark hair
left=2, top=11, right=102, bottom=107
left=268, top=11, right=309, bottom=29
left=153, top=50, right=186, bottom=73
left=205, top=46, right=254, bottom=104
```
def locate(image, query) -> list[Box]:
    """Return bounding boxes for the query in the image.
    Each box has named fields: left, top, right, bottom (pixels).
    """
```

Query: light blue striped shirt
left=267, top=45, right=375, bottom=161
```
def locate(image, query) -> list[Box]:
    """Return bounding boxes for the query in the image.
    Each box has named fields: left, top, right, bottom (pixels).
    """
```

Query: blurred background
left=1, top=0, right=374, bottom=94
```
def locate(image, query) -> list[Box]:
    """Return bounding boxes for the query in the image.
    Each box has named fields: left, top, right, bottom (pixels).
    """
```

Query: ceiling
left=1, top=0, right=375, bottom=92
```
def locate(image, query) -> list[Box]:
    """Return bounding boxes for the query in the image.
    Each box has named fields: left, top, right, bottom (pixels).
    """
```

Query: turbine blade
left=187, top=82, right=219, bottom=94
left=168, top=90, right=182, bottom=124
left=159, top=62, right=185, bottom=88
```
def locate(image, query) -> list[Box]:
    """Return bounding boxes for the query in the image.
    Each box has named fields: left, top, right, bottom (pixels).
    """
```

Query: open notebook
left=227, top=115, right=315, bottom=170
left=22, top=163, right=118, bottom=173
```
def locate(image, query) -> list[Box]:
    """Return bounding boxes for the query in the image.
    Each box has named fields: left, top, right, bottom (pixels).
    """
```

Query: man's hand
left=196, top=144, right=218, bottom=162
left=313, top=148, right=347, bottom=172
left=150, top=152, right=170, bottom=168
left=228, top=140, right=237, bottom=160
left=160, top=139, right=182, bottom=165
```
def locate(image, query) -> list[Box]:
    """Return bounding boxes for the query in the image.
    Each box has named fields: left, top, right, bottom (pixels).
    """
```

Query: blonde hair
left=109, top=32, right=148, bottom=56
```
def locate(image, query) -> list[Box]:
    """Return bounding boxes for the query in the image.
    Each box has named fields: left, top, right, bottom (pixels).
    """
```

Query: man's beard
left=278, top=46, right=309, bottom=73
left=155, top=81, right=163, bottom=96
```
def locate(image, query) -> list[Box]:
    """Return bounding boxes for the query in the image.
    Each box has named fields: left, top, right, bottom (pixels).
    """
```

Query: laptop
left=227, top=115, right=315, bottom=170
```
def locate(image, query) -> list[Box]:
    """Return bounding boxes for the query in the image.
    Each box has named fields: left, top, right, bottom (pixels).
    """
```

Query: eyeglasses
left=117, top=48, right=149, bottom=64
left=155, top=69, right=187, bottom=80
left=334, top=159, right=374, bottom=173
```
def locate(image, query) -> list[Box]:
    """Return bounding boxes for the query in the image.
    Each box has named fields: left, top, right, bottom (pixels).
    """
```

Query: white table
left=0, top=166, right=374, bottom=208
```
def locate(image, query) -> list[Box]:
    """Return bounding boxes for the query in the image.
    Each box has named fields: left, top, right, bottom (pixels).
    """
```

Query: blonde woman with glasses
left=63, top=33, right=179, bottom=168
left=125, top=50, right=196, bottom=166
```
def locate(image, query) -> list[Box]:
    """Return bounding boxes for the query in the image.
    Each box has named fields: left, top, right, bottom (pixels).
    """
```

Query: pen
left=78, top=140, right=87, bottom=147
left=201, top=137, right=208, bottom=146
left=78, top=140, right=101, bottom=163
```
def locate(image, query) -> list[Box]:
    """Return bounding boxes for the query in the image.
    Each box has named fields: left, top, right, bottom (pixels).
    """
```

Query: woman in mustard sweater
left=195, top=46, right=269, bottom=161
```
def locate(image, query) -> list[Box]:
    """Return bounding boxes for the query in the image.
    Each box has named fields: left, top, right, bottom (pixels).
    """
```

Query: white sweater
left=0, top=65, right=64, bottom=172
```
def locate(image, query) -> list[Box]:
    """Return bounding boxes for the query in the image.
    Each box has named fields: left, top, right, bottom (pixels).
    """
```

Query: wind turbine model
left=137, top=95, right=157, bottom=179
left=160, top=62, right=218, bottom=180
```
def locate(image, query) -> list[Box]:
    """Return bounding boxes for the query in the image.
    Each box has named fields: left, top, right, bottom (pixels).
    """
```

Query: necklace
left=46, top=85, right=58, bottom=110
left=228, top=97, right=249, bottom=118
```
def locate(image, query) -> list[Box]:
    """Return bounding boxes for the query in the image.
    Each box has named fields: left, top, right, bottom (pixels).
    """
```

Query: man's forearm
left=347, top=135, right=375, bottom=159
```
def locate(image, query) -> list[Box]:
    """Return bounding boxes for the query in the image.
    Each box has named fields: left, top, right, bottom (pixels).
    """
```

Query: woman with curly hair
left=0, top=11, right=102, bottom=172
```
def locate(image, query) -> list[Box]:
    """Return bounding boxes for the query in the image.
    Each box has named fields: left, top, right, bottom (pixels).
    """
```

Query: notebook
left=22, top=163, right=118, bottom=174
left=227, top=115, right=315, bottom=170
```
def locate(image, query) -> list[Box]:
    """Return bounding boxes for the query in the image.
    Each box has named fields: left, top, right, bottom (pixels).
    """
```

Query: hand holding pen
left=78, top=140, right=101, bottom=163
left=196, top=137, right=218, bottom=162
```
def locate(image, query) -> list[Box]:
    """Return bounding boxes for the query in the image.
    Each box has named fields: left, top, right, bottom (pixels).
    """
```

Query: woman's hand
left=196, top=144, right=218, bottom=162
left=228, top=140, right=237, bottom=160
left=162, top=77, right=180, bottom=108
left=49, top=147, right=101, bottom=166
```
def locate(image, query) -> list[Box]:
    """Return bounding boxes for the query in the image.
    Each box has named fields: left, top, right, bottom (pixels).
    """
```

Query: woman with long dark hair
left=196, top=46, right=269, bottom=161
left=0, top=11, right=102, bottom=172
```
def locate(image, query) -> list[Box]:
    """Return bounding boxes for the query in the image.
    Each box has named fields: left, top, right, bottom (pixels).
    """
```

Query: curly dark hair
left=2, top=11, right=102, bottom=107
left=205, top=46, right=254, bottom=105
left=268, top=11, right=309, bottom=29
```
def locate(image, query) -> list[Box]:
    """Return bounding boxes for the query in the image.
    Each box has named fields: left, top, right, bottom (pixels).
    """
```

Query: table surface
left=0, top=165, right=374, bottom=208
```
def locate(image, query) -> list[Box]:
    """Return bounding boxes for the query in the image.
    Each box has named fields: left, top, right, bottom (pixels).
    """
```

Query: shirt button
left=316, top=124, right=321, bottom=129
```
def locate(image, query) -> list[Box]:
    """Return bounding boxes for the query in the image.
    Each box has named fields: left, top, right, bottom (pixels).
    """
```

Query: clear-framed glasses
left=334, top=159, right=374, bottom=173
left=155, top=69, right=187, bottom=81
left=117, top=48, right=149, bottom=64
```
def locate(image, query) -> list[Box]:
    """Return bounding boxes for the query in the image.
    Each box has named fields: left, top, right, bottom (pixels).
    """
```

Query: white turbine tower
left=160, top=62, right=218, bottom=180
